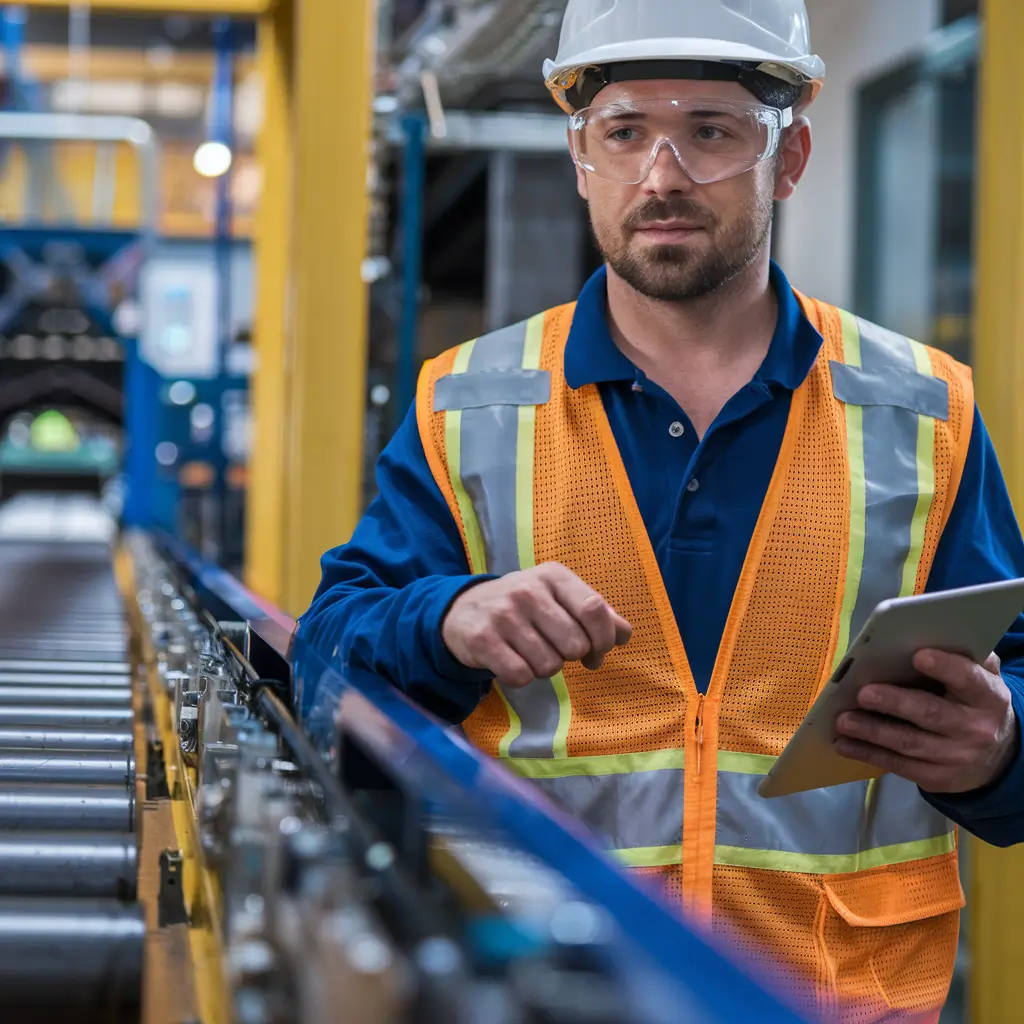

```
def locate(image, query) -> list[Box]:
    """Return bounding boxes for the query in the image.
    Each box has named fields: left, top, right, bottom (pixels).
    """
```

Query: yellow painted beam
left=972, top=0, right=1024, bottom=1020
left=244, top=0, right=293, bottom=604
left=17, top=0, right=272, bottom=14
left=19, top=44, right=256, bottom=84
left=280, top=0, right=375, bottom=614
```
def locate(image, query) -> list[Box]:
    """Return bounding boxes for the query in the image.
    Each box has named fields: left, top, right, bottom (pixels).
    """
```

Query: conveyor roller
left=0, top=752, right=135, bottom=786
left=0, top=898, right=144, bottom=1024
left=0, top=520, right=144, bottom=1022
left=0, top=783, right=134, bottom=830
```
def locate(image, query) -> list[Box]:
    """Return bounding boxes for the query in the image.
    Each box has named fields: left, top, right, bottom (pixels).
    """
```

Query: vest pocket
left=822, top=850, right=964, bottom=927
left=818, top=852, right=963, bottom=1019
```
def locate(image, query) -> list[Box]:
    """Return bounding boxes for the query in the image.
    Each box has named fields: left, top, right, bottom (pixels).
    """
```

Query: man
left=301, top=0, right=1024, bottom=1019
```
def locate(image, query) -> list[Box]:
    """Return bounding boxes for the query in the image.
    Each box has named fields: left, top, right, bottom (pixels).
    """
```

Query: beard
left=591, top=187, right=775, bottom=303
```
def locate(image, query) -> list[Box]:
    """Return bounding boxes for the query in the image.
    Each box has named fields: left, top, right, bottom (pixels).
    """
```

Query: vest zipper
left=694, top=693, right=706, bottom=776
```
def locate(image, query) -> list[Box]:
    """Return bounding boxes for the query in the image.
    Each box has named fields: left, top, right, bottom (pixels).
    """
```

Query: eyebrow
left=593, top=106, right=649, bottom=122
left=593, top=105, right=743, bottom=122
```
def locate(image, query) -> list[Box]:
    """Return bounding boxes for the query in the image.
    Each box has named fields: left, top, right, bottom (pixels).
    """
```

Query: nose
left=642, top=140, right=694, bottom=196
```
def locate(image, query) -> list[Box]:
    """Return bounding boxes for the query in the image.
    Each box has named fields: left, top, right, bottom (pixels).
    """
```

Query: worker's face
left=574, top=79, right=811, bottom=302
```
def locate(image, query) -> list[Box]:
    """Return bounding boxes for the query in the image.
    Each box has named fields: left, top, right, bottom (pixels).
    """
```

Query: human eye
left=604, top=124, right=642, bottom=143
left=694, top=123, right=729, bottom=142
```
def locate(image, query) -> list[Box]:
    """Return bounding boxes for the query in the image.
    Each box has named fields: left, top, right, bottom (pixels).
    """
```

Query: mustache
left=624, top=198, right=718, bottom=232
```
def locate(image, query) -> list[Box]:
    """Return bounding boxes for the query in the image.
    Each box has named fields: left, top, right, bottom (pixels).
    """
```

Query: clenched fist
left=442, top=563, right=633, bottom=689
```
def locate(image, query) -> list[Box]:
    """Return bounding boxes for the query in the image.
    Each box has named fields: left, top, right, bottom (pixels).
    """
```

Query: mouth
left=632, top=221, right=707, bottom=243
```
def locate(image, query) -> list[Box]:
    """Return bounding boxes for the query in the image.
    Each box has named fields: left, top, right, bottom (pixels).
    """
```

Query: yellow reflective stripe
left=714, top=831, right=956, bottom=875
left=839, top=307, right=863, bottom=368
left=496, top=685, right=522, bottom=759
left=515, top=404, right=537, bottom=572
left=446, top=339, right=487, bottom=575
left=901, top=340, right=937, bottom=598
left=613, top=845, right=683, bottom=869
left=550, top=670, right=571, bottom=761
left=505, top=748, right=685, bottom=778
left=717, top=750, right=777, bottom=775
left=521, top=312, right=545, bottom=371
left=834, top=310, right=866, bottom=670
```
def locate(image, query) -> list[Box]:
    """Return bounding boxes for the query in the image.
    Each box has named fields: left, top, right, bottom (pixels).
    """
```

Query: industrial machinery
left=0, top=494, right=808, bottom=1023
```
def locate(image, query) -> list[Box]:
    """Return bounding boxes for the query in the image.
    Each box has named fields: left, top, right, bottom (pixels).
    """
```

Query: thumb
left=610, top=608, right=632, bottom=646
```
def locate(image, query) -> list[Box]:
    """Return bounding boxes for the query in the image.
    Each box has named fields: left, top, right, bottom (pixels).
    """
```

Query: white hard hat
left=543, top=0, right=826, bottom=113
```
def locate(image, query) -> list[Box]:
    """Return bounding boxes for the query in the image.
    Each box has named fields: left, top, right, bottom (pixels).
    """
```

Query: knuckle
left=491, top=602, right=520, bottom=630
left=539, top=658, right=564, bottom=678
left=567, top=637, right=590, bottom=661
left=920, top=702, right=944, bottom=732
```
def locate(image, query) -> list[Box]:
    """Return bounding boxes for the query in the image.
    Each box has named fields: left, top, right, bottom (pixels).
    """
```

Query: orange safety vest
left=416, top=294, right=974, bottom=1023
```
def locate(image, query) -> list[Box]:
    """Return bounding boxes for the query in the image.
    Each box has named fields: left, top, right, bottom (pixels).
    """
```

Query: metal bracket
left=158, top=849, right=188, bottom=927
left=146, top=737, right=169, bottom=800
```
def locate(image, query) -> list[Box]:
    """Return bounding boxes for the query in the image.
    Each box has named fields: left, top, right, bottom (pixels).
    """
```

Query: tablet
left=758, top=578, right=1024, bottom=799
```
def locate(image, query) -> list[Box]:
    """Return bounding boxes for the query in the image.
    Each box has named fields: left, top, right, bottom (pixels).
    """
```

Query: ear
left=774, top=116, right=812, bottom=201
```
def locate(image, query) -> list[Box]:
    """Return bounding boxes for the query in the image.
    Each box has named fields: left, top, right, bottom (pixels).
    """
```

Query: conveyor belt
left=0, top=531, right=143, bottom=1022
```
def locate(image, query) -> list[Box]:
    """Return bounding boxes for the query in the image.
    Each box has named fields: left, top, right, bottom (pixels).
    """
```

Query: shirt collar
left=563, top=261, right=823, bottom=393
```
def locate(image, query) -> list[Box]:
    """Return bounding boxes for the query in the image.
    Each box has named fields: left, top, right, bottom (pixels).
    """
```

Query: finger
left=835, top=710, right=948, bottom=763
left=985, top=651, right=1002, bottom=675
left=487, top=647, right=535, bottom=690
left=833, top=736, right=944, bottom=791
left=856, top=684, right=960, bottom=736
left=546, top=569, right=617, bottom=654
left=529, top=594, right=592, bottom=663
left=610, top=608, right=633, bottom=646
left=913, top=649, right=1002, bottom=708
left=503, top=623, right=565, bottom=681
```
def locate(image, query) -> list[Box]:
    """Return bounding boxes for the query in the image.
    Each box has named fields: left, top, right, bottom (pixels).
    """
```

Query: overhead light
left=193, top=140, right=233, bottom=178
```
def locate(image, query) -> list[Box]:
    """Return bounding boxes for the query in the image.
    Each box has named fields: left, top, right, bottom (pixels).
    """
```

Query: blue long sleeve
left=297, top=405, right=494, bottom=722
left=922, top=406, right=1024, bottom=846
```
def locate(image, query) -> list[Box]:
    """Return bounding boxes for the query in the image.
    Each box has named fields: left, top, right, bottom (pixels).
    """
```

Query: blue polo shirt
left=301, top=262, right=1024, bottom=847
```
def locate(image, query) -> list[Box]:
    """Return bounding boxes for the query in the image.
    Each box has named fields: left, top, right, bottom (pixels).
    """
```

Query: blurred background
left=0, top=1, right=1018, bottom=1018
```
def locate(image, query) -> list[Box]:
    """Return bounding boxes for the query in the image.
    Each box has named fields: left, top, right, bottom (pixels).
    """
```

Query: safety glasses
left=569, top=97, right=793, bottom=186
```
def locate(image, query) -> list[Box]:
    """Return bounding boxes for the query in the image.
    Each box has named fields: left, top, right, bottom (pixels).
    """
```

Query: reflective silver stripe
left=830, top=362, right=949, bottom=421
left=532, top=769, right=684, bottom=851
left=434, top=368, right=551, bottom=411
left=459, top=323, right=529, bottom=577
left=450, top=317, right=564, bottom=759
left=716, top=771, right=951, bottom=858
left=847, top=316, right=937, bottom=643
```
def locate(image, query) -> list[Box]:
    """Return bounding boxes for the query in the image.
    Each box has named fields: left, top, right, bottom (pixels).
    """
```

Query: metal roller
left=0, top=686, right=132, bottom=707
left=0, top=660, right=131, bottom=674
left=0, top=705, right=134, bottom=728
left=0, top=898, right=144, bottom=1024
left=0, top=832, right=137, bottom=898
left=0, top=752, right=134, bottom=786
left=0, top=783, right=134, bottom=831
left=0, top=726, right=134, bottom=752
left=0, top=672, right=132, bottom=687
left=0, top=651, right=129, bottom=665
left=0, top=641, right=127, bottom=653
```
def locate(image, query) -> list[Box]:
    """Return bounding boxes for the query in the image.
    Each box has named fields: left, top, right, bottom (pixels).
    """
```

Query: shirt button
left=669, top=421, right=685, bottom=438
left=687, top=478, right=700, bottom=493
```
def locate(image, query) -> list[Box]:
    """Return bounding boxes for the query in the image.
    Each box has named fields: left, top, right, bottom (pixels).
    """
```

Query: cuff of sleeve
left=924, top=672, right=1024, bottom=821
left=422, top=574, right=498, bottom=685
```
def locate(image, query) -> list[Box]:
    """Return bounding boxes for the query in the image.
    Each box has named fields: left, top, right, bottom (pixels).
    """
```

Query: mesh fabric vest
left=416, top=293, right=974, bottom=1023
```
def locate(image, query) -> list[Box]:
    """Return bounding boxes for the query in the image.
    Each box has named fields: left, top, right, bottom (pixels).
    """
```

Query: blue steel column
left=0, top=7, right=25, bottom=87
left=396, top=113, right=427, bottom=424
left=211, top=17, right=235, bottom=560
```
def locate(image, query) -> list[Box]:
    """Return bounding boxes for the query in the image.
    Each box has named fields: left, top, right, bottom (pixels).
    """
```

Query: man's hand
left=834, top=650, right=1019, bottom=794
left=442, top=563, right=633, bottom=689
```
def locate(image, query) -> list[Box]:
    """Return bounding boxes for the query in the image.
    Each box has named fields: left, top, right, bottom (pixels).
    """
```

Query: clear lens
left=569, top=97, right=784, bottom=186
